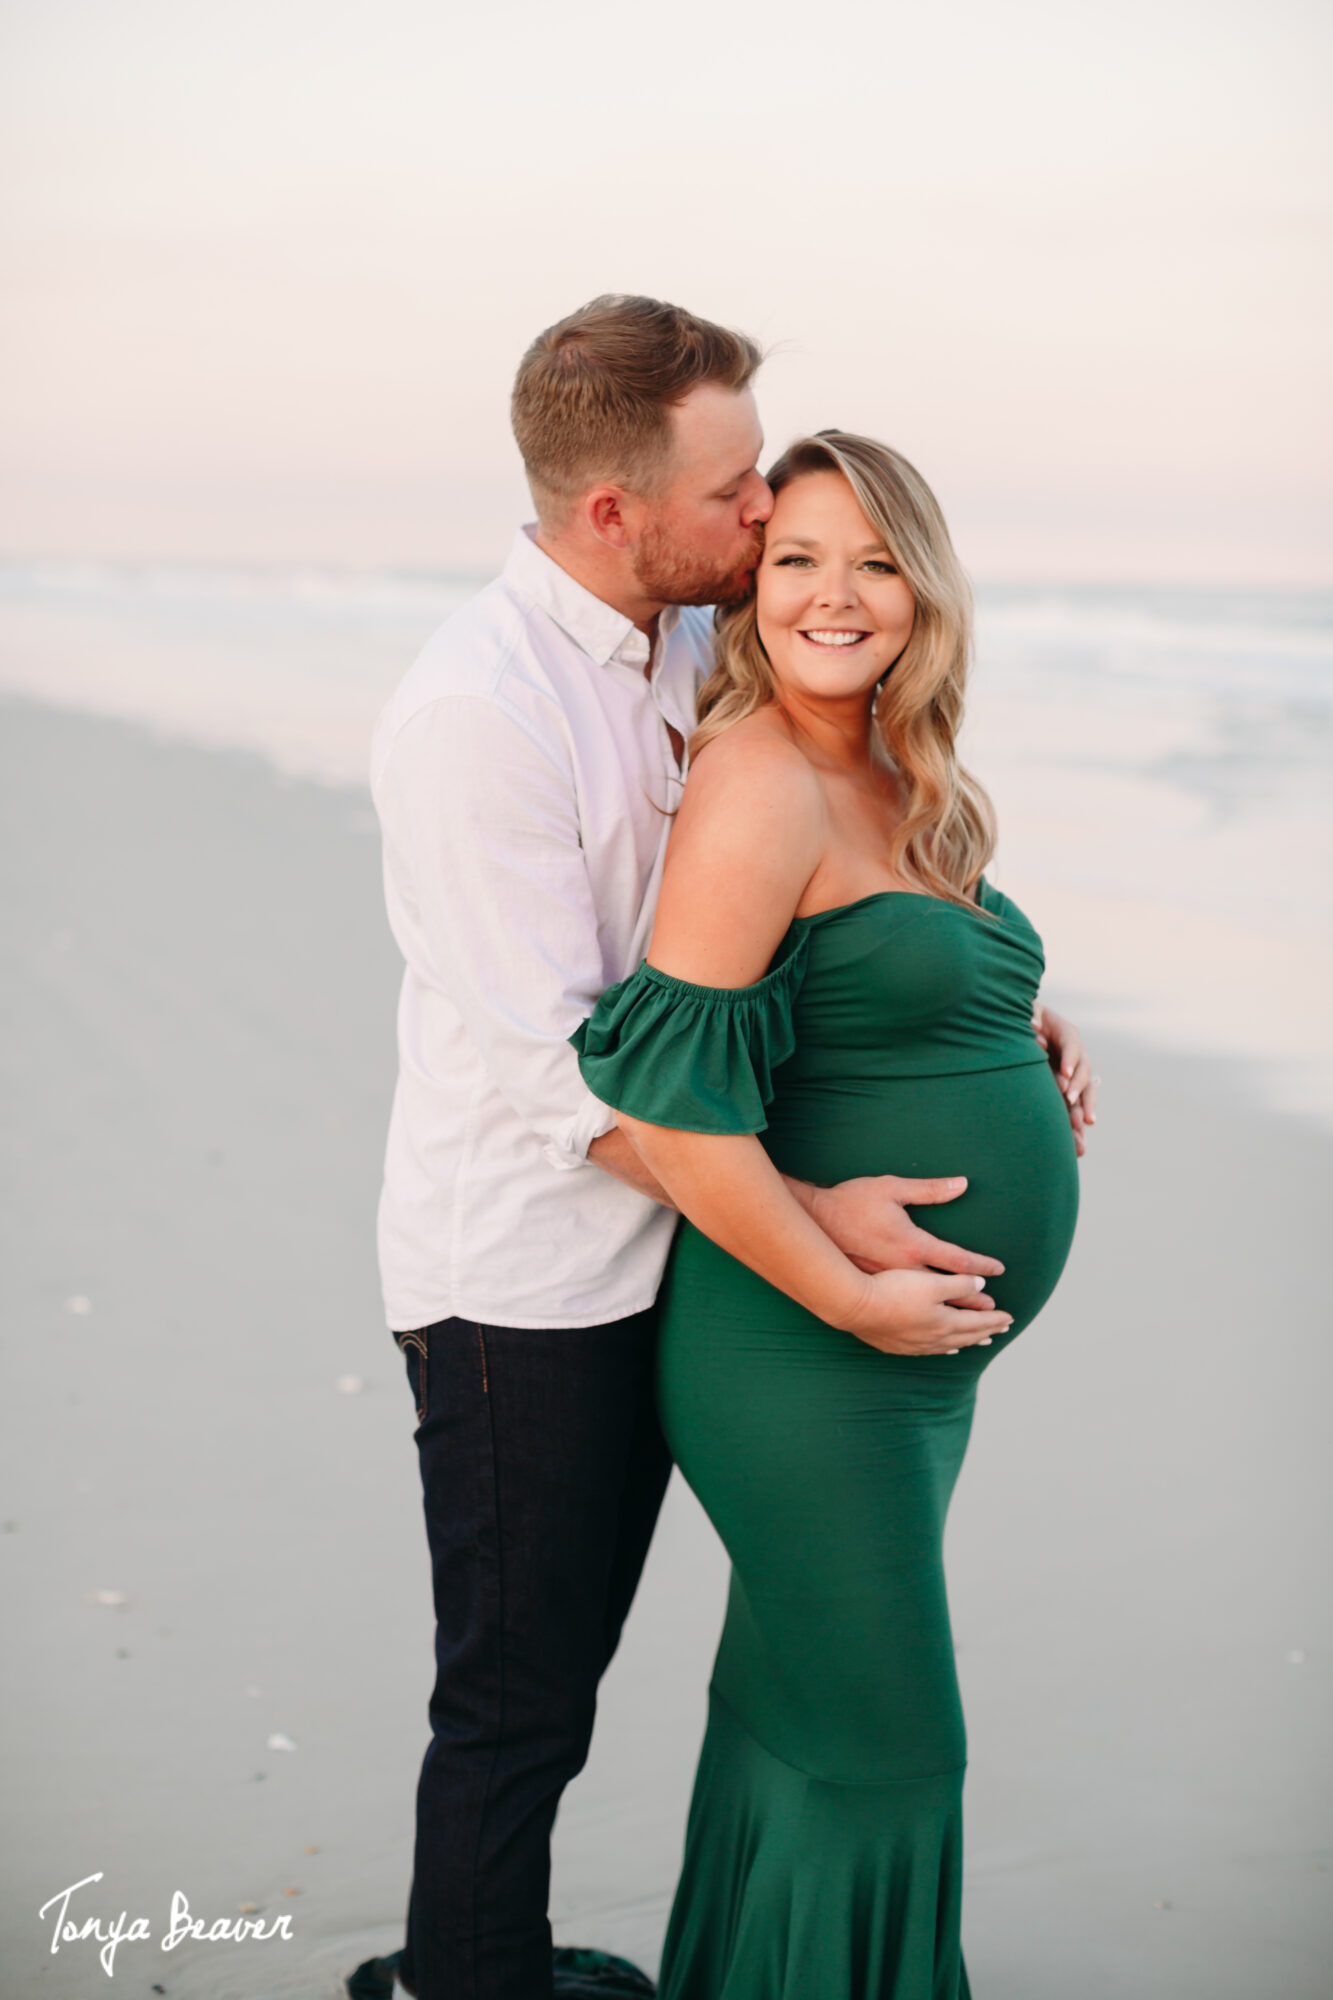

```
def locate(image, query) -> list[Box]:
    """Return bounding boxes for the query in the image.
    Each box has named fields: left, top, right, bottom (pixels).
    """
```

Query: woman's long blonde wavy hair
left=693, top=431, right=996, bottom=910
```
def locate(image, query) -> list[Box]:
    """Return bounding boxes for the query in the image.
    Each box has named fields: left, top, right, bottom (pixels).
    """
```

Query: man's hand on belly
left=785, top=1174, right=1005, bottom=1304
left=1032, top=1002, right=1098, bottom=1157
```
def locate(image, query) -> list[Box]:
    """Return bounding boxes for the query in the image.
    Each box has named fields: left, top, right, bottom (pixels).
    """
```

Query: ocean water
left=1, top=561, right=1330, bottom=1125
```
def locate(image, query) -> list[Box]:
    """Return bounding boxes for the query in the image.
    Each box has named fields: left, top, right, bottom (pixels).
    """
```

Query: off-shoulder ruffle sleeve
left=570, top=935, right=811, bottom=1134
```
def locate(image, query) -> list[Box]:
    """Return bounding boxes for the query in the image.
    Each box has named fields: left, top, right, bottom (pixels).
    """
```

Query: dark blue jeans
left=393, top=1309, right=671, bottom=2000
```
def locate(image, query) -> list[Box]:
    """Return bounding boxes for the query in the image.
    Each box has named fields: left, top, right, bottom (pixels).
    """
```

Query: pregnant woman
left=573, top=432, right=1092, bottom=1998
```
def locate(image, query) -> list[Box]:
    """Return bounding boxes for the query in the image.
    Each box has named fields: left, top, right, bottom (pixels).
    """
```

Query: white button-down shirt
left=371, top=526, right=712, bottom=1331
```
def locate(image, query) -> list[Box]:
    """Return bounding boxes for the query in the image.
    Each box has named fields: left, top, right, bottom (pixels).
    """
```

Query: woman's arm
left=632, top=724, right=1011, bottom=1357
left=619, top=1114, right=1008, bottom=1355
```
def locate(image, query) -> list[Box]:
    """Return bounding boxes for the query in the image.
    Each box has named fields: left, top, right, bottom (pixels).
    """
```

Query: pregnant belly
left=666, top=1058, right=1079, bottom=1376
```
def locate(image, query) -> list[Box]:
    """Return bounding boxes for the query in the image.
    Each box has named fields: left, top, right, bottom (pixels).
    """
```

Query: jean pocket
left=393, top=1328, right=429, bottom=1425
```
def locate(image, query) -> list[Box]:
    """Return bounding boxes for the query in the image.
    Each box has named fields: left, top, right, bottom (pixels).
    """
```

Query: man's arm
left=379, top=695, right=620, bottom=1169
left=589, top=1124, right=675, bottom=1203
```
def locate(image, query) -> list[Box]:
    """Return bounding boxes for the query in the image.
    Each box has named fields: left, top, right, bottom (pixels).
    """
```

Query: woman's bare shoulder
left=685, top=709, right=822, bottom=806
left=674, top=714, right=824, bottom=863
left=650, top=714, right=825, bottom=984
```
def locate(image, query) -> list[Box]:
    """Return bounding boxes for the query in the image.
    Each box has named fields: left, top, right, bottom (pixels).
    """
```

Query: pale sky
left=1, top=0, right=1329, bottom=580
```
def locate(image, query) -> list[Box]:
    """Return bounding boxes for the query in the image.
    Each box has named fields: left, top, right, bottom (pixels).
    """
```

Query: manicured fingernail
left=948, top=1177, right=966, bottom=1189
left=946, top=1349, right=959, bottom=1356
left=974, top=1275, right=986, bottom=1291
left=980, top=1337, right=993, bottom=1346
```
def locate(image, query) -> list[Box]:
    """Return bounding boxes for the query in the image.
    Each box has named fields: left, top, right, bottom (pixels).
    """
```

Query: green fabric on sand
left=574, top=882, right=1080, bottom=1999
left=345, top=1946, right=655, bottom=1998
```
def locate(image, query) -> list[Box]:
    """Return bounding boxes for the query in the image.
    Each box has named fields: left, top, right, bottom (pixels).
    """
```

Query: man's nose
left=742, top=476, right=775, bottom=525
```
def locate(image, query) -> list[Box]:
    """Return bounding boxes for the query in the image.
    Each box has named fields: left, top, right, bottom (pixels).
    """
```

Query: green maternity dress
left=573, top=882, right=1080, bottom=2000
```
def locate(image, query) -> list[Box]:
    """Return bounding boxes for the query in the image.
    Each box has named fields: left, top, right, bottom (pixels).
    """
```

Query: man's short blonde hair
left=511, top=294, right=762, bottom=522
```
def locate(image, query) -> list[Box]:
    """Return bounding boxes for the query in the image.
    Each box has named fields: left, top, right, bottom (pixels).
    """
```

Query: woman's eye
left=863, top=560, right=898, bottom=575
left=774, top=554, right=814, bottom=567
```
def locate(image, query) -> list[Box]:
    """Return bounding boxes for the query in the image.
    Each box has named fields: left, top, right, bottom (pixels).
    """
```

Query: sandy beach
left=1, top=694, right=1329, bottom=1999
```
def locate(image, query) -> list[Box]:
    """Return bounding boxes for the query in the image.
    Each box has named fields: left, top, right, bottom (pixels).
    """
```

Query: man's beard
left=630, top=520, right=765, bottom=608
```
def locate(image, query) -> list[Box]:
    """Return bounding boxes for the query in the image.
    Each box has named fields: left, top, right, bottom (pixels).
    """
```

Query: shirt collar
left=504, top=524, right=681, bottom=671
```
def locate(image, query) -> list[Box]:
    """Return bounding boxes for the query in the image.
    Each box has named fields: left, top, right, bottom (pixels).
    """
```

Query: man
left=358, top=296, right=1089, bottom=2000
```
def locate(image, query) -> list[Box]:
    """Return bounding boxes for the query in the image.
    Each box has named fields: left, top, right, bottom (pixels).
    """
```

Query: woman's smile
left=799, top=627, right=872, bottom=650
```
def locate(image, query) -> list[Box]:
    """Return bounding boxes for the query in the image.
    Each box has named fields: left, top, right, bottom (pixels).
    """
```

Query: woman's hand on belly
left=840, top=1268, right=1014, bottom=1358
left=616, top=1116, right=1015, bottom=1354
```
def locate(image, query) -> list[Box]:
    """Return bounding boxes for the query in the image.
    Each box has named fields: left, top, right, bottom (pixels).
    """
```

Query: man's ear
left=585, top=486, right=633, bottom=550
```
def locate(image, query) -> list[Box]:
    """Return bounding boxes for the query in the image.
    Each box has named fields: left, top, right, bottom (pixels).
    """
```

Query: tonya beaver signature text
left=39, top=1872, right=293, bottom=1977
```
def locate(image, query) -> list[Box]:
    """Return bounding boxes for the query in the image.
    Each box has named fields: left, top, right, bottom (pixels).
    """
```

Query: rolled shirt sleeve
left=377, top=694, right=618, bottom=1172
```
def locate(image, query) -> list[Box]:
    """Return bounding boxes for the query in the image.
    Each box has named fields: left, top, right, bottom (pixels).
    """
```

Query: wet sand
left=0, top=696, right=1328, bottom=1998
